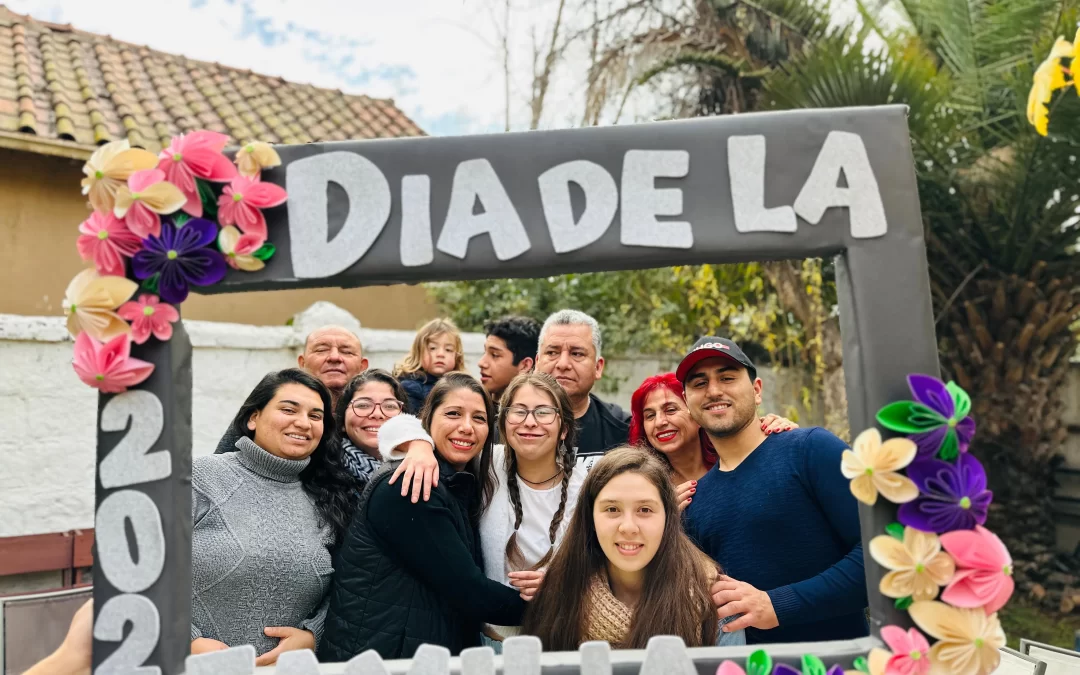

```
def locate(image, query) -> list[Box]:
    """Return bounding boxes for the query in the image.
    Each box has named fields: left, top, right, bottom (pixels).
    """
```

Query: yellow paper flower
left=909, top=601, right=1005, bottom=675
left=1027, top=33, right=1076, bottom=136
left=218, top=225, right=266, bottom=271
left=81, top=140, right=159, bottom=214
left=870, top=526, right=955, bottom=601
left=235, top=141, right=282, bottom=178
left=840, top=428, right=920, bottom=505
left=63, top=268, right=138, bottom=341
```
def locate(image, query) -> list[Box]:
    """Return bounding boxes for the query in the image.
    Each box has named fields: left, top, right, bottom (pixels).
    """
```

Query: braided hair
left=497, top=372, right=579, bottom=572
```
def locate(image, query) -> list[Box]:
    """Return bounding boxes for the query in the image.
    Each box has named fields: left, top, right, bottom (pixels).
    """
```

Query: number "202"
left=94, top=390, right=172, bottom=675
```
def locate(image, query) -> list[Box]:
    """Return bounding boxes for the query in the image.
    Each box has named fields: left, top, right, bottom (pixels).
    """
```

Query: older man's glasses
left=349, top=398, right=404, bottom=417
left=505, top=405, right=559, bottom=425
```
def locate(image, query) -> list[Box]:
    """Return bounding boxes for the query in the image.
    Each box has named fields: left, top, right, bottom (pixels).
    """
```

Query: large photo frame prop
left=89, top=104, right=939, bottom=673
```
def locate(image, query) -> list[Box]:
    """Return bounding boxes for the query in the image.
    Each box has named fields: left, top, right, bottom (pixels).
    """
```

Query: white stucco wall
left=0, top=305, right=486, bottom=539
left=0, top=303, right=823, bottom=539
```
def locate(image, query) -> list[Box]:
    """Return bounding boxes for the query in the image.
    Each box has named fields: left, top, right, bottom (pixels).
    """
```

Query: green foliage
left=426, top=263, right=809, bottom=361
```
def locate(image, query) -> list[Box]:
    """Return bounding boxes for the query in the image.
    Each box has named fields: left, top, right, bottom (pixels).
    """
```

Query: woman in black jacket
left=319, top=372, right=529, bottom=661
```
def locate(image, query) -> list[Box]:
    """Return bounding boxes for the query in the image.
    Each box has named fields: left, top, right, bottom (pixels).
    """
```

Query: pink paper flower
left=117, top=294, right=180, bottom=344
left=940, top=525, right=1015, bottom=614
left=880, top=625, right=931, bottom=675
left=113, top=169, right=186, bottom=239
left=218, top=225, right=266, bottom=271
left=72, top=331, right=154, bottom=393
left=158, top=130, right=237, bottom=217
left=76, top=211, right=143, bottom=276
left=217, top=175, right=287, bottom=240
left=714, top=663, right=745, bottom=675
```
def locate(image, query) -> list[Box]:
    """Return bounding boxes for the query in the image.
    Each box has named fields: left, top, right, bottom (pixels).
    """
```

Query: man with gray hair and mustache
left=534, top=309, right=630, bottom=468
left=214, top=324, right=369, bottom=454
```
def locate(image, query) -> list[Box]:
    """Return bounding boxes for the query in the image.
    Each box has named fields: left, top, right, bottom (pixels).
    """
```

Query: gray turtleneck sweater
left=191, top=437, right=334, bottom=655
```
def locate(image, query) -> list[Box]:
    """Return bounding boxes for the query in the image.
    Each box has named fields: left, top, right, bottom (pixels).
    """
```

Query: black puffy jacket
left=319, top=459, right=525, bottom=661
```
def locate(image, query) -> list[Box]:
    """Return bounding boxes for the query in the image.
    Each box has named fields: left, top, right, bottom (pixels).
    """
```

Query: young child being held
left=394, top=318, right=466, bottom=414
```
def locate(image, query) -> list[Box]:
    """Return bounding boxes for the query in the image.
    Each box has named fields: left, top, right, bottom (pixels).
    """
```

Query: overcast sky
left=9, top=0, right=595, bottom=135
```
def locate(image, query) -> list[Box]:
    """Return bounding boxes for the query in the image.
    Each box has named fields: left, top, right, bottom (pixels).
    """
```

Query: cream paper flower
left=871, top=526, right=955, bottom=601
left=81, top=140, right=159, bottom=214
left=841, top=428, right=920, bottom=505
left=63, top=268, right=138, bottom=340
left=909, top=601, right=1005, bottom=675
left=235, top=141, right=282, bottom=177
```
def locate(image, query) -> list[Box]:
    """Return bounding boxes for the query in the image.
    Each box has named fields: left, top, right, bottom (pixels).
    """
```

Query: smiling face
left=593, top=472, right=666, bottom=577
left=641, top=388, right=700, bottom=455
left=345, top=380, right=401, bottom=453
left=683, top=357, right=762, bottom=438
left=535, top=324, right=603, bottom=403
left=504, top=384, right=565, bottom=463
left=299, top=327, right=367, bottom=395
left=478, top=335, right=530, bottom=398
left=247, top=382, right=325, bottom=460
left=429, top=387, right=490, bottom=470
left=421, top=332, right=458, bottom=377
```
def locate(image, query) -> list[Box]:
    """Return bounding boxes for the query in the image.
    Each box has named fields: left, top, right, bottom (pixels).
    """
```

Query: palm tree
left=580, top=0, right=1080, bottom=604
left=763, top=0, right=1080, bottom=606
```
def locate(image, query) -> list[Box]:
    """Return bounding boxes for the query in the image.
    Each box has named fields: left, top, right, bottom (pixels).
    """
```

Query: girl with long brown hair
left=520, top=446, right=744, bottom=649
left=480, top=372, right=588, bottom=645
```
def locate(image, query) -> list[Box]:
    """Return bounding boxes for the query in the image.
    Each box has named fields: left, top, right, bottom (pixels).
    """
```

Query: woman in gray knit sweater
left=190, top=369, right=359, bottom=666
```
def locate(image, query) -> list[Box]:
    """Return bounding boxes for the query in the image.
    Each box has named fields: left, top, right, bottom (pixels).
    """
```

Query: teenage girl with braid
left=372, top=372, right=586, bottom=653
left=480, top=372, right=586, bottom=648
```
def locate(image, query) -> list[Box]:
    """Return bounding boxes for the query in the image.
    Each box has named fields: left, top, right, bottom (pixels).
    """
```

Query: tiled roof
left=0, top=5, right=424, bottom=157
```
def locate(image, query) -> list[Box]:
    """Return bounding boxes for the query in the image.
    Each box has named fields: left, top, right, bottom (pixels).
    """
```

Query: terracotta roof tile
left=0, top=5, right=425, bottom=152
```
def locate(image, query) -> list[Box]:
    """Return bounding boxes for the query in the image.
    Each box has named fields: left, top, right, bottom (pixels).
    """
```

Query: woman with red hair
left=629, top=373, right=796, bottom=510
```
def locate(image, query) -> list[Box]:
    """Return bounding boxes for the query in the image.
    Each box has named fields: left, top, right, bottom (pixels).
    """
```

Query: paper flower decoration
left=113, top=169, right=187, bottom=239
left=772, top=662, right=843, bottom=675
left=117, top=294, right=180, bottom=344
left=217, top=174, right=287, bottom=240
left=77, top=211, right=142, bottom=277
left=81, top=139, right=159, bottom=214
left=879, top=625, right=930, bottom=675
left=157, top=130, right=237, bottom=217
left=939, top=526, right=1014, bottom=614
left=715, top=662, right=746, bottom=675
left=218, top=225, right=266, bottom=271
left=63, top=268, right=138, bottom=341
left=908, top=601, right=1004, bottom=675
left=235, top=141, right=282, bottom=178
left=1027, top=29, right=1078, bottom=136
left=877, top=375, right=975, bottom=461
left=72, top=331, right=154, bottom=393
left=899, top=454, right=991, bottom=534
left=132, top=218, right=227, bottom=305
left=841, top=429, right=920, bottom=505
left=870, top=526, right=955, bottom=602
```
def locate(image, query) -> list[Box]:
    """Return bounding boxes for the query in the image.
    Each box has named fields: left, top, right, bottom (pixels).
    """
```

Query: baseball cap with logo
left=675, top=336, right=757, bottom=383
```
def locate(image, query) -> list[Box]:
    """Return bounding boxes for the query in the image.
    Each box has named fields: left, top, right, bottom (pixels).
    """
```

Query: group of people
left=183, top=310, right=868, bottom=665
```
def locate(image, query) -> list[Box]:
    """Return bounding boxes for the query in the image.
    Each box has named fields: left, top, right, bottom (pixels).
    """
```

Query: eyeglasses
left=349, top=398, right=404, bottom=417
left=505, top=405, right=560, bottom=425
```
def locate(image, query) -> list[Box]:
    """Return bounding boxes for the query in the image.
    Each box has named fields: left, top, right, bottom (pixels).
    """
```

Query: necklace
left=518, top=468, right=563, bottom=486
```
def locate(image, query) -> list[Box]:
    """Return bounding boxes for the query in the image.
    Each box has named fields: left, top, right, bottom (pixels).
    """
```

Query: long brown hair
left=520, top=446, right=718, bottom=650
left=419, top=371, right=497, bottom=520
left=393, top=318, right=466, bottom=378
left=497, top=372, right=579, bottom=571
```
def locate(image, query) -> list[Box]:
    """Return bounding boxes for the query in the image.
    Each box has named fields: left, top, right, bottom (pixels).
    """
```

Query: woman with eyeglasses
left=334, top=370, right=409, bottom=484
left=368, top=372, right=586, bottom=652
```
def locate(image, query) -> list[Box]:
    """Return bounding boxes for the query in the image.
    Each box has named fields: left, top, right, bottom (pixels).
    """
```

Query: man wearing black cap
left=678, top=337, right=867, bottom=645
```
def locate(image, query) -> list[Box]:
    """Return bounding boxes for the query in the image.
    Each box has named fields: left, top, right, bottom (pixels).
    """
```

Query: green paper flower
left=876, top=374, right=976, bottom=461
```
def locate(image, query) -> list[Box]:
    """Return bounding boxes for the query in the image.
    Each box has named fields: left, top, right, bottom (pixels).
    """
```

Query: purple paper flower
left=898, top=453, right=992, bottom=534
left=876, top=374, right=976, bottom=460
left=132, top=218, right=226, bottom=304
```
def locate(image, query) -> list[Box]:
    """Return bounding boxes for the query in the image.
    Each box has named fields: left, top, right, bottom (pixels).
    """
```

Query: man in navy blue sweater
left=679, top=337, right=868, bottom=645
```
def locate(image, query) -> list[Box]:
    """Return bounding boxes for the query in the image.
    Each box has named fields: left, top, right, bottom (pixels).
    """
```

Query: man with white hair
left=535, top=309, right=630, bottom=466
left=213, top=324, right=368, bottom=454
